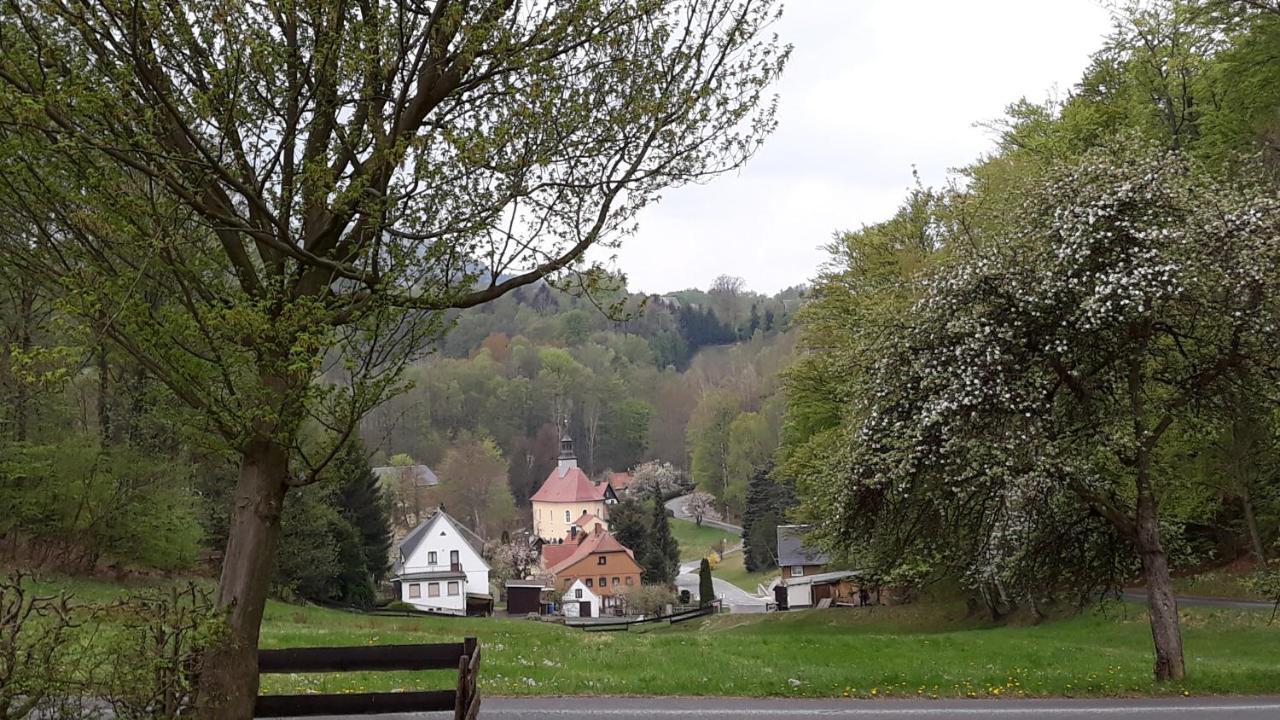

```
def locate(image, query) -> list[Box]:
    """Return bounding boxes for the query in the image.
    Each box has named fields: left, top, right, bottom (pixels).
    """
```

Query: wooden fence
left=571, top=600, right=722, bottom=632
left=255, top=638, right=480, bottom=719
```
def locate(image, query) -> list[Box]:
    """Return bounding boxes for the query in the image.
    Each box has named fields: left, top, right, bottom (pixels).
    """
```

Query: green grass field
left=714, top=550, right=777, bottom=594
left=669, top=518, right=739, bottom=562
left=30, top=575, right=1280, bottom=699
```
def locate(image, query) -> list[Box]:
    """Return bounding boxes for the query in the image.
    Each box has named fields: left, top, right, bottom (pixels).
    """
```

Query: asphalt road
left=665, top=493, right=743, bottom=533
left=277, top=696, right=1280, bottom=719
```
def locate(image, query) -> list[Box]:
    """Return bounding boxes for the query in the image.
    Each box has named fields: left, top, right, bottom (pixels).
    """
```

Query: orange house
left=546, top=525, right=642, bottom=613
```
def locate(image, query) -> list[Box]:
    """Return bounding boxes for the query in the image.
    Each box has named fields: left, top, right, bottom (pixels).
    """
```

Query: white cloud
left=608, top=0, right=1114, bottom=295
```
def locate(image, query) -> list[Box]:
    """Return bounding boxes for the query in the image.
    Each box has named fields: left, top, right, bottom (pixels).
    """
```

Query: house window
left=599, top=576, right=607, bottom=587
left=574, top=588, right=583, bottom=599
left=612, top=577, right=619, bottom=586
left=792, top=566, right=804, bottom=577
left=625, top=576, right=635, bottom=586
left=428, top=551, right=437, bottom=565
left=564, top=510, right=571, bottom=522
left=447, top=581, right=460, bottom=596
left=450, top=550, right=459, bottom=568
left=428, top=582, right=441, bottom=597
left=585, top=578, right=593, bottom=588
left=408, top=583, right=421, bottom=599
left=564, top=578, right=572, bottom=590
left=597, top=556, right=607, bottom=565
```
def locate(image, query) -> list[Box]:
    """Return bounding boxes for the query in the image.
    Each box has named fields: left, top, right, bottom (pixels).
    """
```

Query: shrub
left=97, top=584, right=225, bottom=719
left=0, top=573, right=92, bottom=720
left=623, top=585, right=677, bottom=616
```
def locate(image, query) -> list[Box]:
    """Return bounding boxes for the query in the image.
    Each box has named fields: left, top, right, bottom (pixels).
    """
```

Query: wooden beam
left=258, top=643, right=464, bottom=673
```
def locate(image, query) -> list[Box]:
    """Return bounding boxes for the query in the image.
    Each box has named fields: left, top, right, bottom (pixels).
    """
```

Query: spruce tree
left=742, top=465, right=794, bottom=572
left=335, top=441, right=393, bottom=584
left=646, top=491, right=681, bottom=585
left=698, top=558, right=715, bottom=606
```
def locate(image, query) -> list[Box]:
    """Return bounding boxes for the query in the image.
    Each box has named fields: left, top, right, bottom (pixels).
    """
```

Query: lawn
left=260, top=598, right=1280, bottom=698
left=714, top=550, right=777, bottom=594
left=670, top=518, right=739, bottom=562
left=23, top=575, right=1280, bottom=700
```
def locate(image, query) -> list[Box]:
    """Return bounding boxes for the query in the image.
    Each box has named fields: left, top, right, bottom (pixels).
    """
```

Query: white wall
left=399, top=513, right=490, bottom=614
left=401, top=578, right=467, bottom=615
left=561, top=580, right=601, bottom=618
left=786, top=582, right=812, bottom=609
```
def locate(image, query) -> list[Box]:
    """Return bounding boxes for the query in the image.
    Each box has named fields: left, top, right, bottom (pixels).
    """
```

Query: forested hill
left=358, top=275, right=803, bottom=520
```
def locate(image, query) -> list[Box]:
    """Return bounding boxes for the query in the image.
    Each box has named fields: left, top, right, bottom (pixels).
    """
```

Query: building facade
left=529, top=434, right=617, bottom=541
left=392, top=508, right=491, bottom=615
left=544, top=524, right=642, bottom=614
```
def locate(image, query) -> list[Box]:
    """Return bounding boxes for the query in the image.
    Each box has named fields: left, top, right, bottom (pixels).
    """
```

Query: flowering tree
left=683, top=491, right=717, bottom=526
left=492, top=538, right=541, bottom=582
left=628, top=460, right=683, bottom=498
left=801, top=145, right=1280, bottom=681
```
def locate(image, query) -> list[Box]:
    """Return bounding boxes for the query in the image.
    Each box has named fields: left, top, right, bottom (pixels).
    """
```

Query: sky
left=609, top=0, right=1116, bottom=296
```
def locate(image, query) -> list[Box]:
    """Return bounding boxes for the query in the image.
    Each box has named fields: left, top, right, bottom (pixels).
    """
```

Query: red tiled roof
left=529, top=464, right=607, bottom=503
left=546, top=529, right=636, bottom=576
left=573, top=513, right=605, bottom=528
left=607, top=472, right=635, bottom=491
left=540, top=542, right=577, bottom=569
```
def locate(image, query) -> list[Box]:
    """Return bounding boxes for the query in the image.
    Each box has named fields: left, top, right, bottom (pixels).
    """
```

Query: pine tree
left=698, top=558, right=715, bottom=606
left=742, top=465, right=794, bottom=572
left=335, top=441, right=393, bottom=584
left=646, top=490, right=681, bottom=585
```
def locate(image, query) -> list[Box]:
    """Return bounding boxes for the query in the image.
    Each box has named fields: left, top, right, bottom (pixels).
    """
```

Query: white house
left=392, top=508, right=492, bottom=616
left=561, top=578, right=602, bottom=619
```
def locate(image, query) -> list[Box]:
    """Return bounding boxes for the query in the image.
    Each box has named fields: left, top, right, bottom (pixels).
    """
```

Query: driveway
left=278, top=696, right=1280, bottom=719
left=675, top=556, right=768, bottom=613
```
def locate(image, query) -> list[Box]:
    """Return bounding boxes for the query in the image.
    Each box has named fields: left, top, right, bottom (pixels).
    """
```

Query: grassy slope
left=714, top=551, right=777, bottom=594
left=669, top=518, right=738, bottom=562
left=260, top=599, right=1280, bottom=698
left=27, top=577, right=1280, bottom=699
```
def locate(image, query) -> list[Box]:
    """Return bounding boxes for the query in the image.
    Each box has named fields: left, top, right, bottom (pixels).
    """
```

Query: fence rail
left=570, top=600, right=722, bottom=632
left=255, top=638, right=480, bottom=719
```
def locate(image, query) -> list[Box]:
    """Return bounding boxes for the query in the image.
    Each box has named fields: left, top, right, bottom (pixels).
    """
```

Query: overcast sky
left=608, top=0, right=1116, bottom=296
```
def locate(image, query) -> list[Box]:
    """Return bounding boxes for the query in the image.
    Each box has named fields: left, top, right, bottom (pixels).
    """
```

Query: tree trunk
left=1241, top=489, right=1267, bottom=565
left=96, top=344, right=112, bottom=444
left=1136, top=477, right=1186, bottom=682
left=196, top=439, right=290, bottom=720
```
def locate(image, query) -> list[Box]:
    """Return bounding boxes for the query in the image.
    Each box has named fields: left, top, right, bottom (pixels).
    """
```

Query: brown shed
left=505, top=581, right=548, bottom=615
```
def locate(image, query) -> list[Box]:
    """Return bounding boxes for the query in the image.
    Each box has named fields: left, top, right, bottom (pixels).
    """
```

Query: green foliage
left=0, top=573, right=85, bottom=720
left=645, top=493, right=681, bottom=585
left=698, top=558, right=715, bottom=606
left=435, top=433, right=517, bottom=540
left=0, top=440, right=202, bottom=572
left=742, top=465, right=794, bottom=572
left=274, top=442, right=391, bottom=608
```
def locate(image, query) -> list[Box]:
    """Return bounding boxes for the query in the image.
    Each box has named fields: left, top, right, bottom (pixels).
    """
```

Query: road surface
left=280, top=696, right=1280, bottom=719
left=665, top=493, right=742, bottom=533
left=1120, top=591, right=1277, bottom=611
left=676, top=558, right=768, bottom=613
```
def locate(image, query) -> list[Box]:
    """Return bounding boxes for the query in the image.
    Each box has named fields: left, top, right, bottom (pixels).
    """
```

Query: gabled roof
left=606, top=472, right=635, bottom=491
left=396, top=508, right=489, bottom=572
left=373, top=464, right=438, bottom=487
left=777, top=525, right=830, bottom=567
left=540, top=541, right=578, bottom=569
left=573, top=513, right=605, bottom=529
left=529, top=464, right=611, bottom=503
left=546, top=529, right=636, bottom=576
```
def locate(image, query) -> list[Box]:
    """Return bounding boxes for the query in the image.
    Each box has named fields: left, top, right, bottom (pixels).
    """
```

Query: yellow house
left=530, top=434, right=617, bottom=541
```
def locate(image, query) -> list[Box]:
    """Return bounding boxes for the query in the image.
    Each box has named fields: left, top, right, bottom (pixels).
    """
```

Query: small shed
left=561, top=579, right=601, bottom=618
left=505, top=581, right=548, bottom=615
left=783, top=570, right=865, bottom=609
